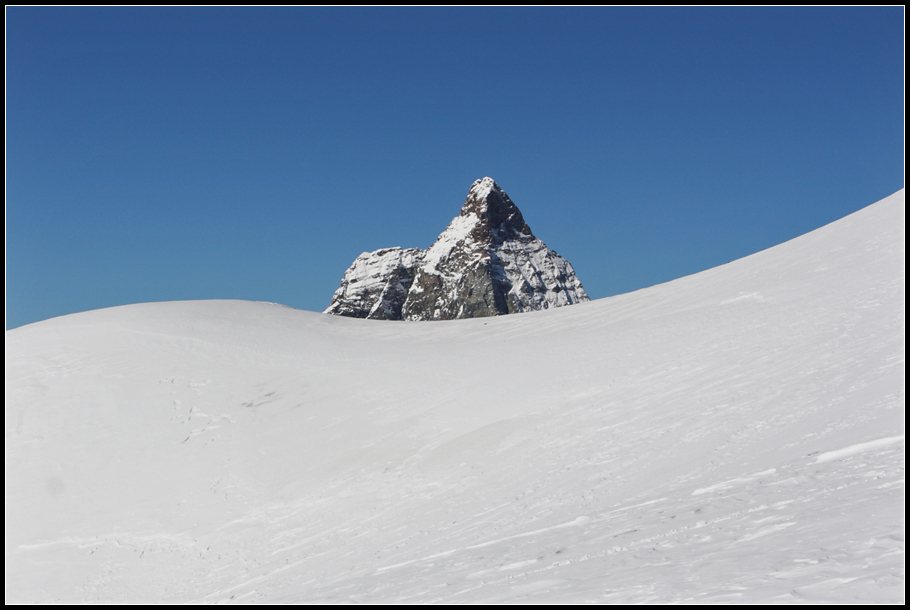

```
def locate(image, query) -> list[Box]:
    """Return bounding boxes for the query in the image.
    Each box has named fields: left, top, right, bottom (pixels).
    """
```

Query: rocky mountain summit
left=325, top=177, right=589, bottom=320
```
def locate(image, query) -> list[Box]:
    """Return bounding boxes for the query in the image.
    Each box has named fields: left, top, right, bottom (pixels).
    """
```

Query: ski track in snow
left=5, top=189, right=905, bottom=603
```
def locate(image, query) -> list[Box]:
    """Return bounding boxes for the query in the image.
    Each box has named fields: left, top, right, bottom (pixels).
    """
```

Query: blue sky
left=6, top=7, right=904, bottom=329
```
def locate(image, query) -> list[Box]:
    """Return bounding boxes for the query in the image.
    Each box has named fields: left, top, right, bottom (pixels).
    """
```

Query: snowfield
left=5, top=190, right=904, bottom=603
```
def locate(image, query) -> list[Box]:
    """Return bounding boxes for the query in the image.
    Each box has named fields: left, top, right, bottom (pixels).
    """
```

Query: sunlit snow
left=5, top=189, right=904, bottom=603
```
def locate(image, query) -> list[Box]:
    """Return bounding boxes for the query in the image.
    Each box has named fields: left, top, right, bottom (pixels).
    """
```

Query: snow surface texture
left=324, top=177, right=590, bottom=320
left=5, top=189, right=905, bottom=603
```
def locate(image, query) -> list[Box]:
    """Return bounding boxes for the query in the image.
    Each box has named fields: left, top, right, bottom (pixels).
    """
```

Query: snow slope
left=5, top=189, right=904, bottom=603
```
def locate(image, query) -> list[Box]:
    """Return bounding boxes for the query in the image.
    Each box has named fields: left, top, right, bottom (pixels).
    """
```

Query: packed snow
left=5, top=189, right=904, bottom=603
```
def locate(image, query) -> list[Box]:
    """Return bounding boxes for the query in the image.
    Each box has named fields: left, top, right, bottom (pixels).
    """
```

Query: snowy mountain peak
left=325, top=178, right=589, bottom=320
left=468, top=176, right=496, bottom=195
left=459, top=177, right=533, bottom=242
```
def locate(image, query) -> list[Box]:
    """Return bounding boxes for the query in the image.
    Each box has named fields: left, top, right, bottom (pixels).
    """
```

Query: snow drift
left=5, top=189, right=904, bottom=603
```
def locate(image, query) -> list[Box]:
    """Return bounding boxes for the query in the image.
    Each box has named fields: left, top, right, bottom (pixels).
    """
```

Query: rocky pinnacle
left=325, top=177, right=590, bottom=320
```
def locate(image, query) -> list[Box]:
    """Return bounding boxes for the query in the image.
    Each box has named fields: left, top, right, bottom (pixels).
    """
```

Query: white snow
left=813, top=435, right=904, bottom=464
left=5, top=189, right=904, bottom=603
left=420, top=211, right=480, bottom=272
left=468, top=176, right=497, bottom=201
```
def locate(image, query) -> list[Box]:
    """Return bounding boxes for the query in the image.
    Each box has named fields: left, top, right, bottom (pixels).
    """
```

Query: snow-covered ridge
left=325, top=177, right=589, bottom=320
left=467, top=176, right=497, bottom=201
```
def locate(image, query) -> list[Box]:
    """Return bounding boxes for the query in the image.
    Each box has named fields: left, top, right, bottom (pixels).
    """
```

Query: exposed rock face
left=325, top=177, right=589, bottom=320
left=324, top=247, right=424, bottom=320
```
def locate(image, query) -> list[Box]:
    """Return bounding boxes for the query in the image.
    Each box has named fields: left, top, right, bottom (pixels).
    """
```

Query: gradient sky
left=6, top=7, right=904, bottom=330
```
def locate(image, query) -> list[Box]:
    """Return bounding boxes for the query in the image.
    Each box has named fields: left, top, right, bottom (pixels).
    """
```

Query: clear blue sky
left=6, top=7, right=904, bottom=330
